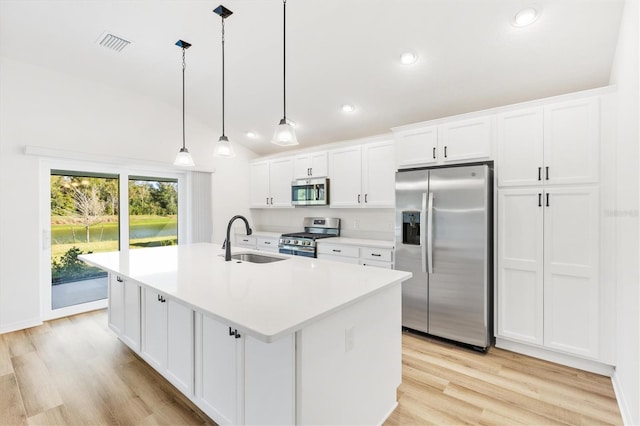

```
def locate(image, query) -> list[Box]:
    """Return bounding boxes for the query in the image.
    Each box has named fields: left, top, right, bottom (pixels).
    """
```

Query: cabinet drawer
left=256, top=237, right=278, bottom=249
left=361, top=247, right=393, bottom=262
left=317, top=254, right=360, bottom=264
left=360, top=259, right=393, bottom=269
left=317, top=244, right=359, bottom=258
left=235, top=235, right=256, bottom=248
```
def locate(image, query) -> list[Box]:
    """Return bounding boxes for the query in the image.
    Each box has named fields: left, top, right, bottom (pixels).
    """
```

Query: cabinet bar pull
left=432, top=147, right=436, bottom=159
left=264, top=241, right=271, bottom=245
left=538, top=193, right=542, bottom=207
left=116, top=276, right=124, bottom=282
left=444, top=146, right=448, bottom=158
left=332, top=249, right=342, bottom=253
left=372, top=253, right=381, bottom=257
left=545, top=166, right=549, bottom=181
left=270, top=197, right=273, bottom=205
left=358, top=194, right=361, bottom=204
left=365, top=194, right=368, bottom=203
left=266, top=197, right=269, bottom=205
left=229, top=326, right=235, bottom=336
left=308, top=168, right=311, bottom=176
left=546, top=193, right=550, bottom=207
left=538, top=167, right=542, bottom=181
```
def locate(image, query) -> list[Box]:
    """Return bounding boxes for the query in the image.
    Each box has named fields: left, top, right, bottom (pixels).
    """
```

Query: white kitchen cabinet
left=197, top=313, right=295, bottom=426
left=317, top=242, right=394, bottom=269
left=393, top=116, right=492, bottom=169
left=108, top=274, right=141, bottom=352
left=329, top=140, right=395, bottom=208
left=439, top=116, right=492, bottom=163
left=256, top=236, right=279, bottom=253
left=497, top=98, right=600, bottom=187
left=249, top=158, right=293, bottom=208
left=294, top=152, right=328, bottom=178
left=497, top=186, right=600, bottom=359
left=142, top=289, right=194, bottom=396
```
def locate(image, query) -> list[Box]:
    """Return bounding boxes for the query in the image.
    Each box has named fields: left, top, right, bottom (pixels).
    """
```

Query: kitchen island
left=80, top=243, right=412, bottom=425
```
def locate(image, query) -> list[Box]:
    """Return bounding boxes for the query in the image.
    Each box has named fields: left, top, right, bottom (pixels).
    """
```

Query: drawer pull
left=332, top=249, right=342, bottom=253
left=371, top=253, right=382, bottom=257
left=264, top=241, right=271, bottom=245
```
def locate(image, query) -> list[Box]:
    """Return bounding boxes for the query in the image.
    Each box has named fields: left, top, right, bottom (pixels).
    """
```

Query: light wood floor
left=0, top=309, right=622, bottom=425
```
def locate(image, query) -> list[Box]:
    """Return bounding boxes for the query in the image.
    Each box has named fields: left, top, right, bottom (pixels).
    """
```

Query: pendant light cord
left=283, top=0, right=287, bottom=120
left=182, top=47, right=186, bottom=150
left=221, top=17, right=226, bottom=137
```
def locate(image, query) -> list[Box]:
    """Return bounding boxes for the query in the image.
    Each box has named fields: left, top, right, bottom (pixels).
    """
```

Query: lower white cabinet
left=142, top=288, right=194, bottom=396
left=196, top=313, right=295, bottom=426
left=497, top=186, right=600, bottom=359
left=317, top=242, right=394, bottom=269
left=108, top=274, right=141, bottom=352
left=256, top=236, right=279, bottom=253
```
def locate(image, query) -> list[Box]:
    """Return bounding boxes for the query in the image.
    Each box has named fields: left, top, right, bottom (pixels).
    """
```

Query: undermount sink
left=220, top=252, right=288, bottom=264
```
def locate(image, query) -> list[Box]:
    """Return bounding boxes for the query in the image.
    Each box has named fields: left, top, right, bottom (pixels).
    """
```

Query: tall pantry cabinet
left=496, top=96, right=605, bottom=363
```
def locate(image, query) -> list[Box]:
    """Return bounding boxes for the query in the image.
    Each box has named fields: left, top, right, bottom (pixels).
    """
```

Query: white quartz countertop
left=80, top=244, right=410, bottom=343
left=317, top=237, right=395, bottom=249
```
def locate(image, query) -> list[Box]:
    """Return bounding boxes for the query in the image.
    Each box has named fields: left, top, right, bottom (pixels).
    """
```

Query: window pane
left=50, top=173, right=119, bottom=309
left=128, top=178, right=178, bottom=249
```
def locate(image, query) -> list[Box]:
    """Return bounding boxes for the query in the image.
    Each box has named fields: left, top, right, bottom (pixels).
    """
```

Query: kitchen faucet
left=223, top=215, right=253, bottom=261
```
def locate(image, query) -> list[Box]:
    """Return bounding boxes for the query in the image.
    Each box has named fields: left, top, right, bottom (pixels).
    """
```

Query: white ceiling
left=0, top=0, right=625, bottom=156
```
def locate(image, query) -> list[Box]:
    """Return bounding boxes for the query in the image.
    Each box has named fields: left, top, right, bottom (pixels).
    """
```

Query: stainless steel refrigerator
left=395, top=164, right=492, bottom=350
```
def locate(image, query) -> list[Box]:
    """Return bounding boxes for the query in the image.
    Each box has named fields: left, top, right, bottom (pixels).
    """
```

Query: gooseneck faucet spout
left=223, top=215, right=253, bottom=261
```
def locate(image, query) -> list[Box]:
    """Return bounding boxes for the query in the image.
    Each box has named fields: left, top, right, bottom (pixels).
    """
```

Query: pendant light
left=213, top=5, right=236, bottom=158
left=271, top=0, right=298, bottom=146
left=173, top=40, right=195, bottom=167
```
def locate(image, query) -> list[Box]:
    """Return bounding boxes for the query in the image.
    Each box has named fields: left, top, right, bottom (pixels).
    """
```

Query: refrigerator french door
left=395, top=164, right=492, bottom=349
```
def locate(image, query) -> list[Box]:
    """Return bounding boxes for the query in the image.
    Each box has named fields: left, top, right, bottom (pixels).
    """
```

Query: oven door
left=279, top=246, right=316, bottom=258
left=291, top=178, right=329, bottom=206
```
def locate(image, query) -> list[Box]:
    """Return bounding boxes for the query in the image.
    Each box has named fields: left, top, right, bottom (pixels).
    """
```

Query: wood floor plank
left=0, top=333, right=14, bottom=376
left=0, top=373, right=28, bottom=425
left=11, top=351, right=63, bottom=418
left=3, top=329, right=36, bottom=358
left=26, top=405, right=70, bottom=426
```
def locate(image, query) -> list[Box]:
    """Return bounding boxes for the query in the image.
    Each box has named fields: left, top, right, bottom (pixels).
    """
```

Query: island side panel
left=296, top=282, right=402, bottom=425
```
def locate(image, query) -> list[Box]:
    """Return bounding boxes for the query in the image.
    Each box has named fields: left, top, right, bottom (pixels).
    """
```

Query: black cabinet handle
left=266, top=197, right=269, bottom=205
left=264, top=241, right=271, bottom=245
left=538, top=193, right=542, bottom=207
left=444, top=146, right=448, bottom=158
left=358, top=194, right=361, bottom=204
left=546, top=193, right=550, bottom=207
left=332, top=249, right=342, bottom=253
left=228, top=327, right=241, bottom=339
left=157, top=295, right=166, bottom=303
left=116, top=276, right=124, bottom=282
left=545, top=166, right=549, bottom=181
left=365, top=194, right=368, bottom=203
left=538, top=167, right=542, bottom=181
left=372, top=253, right=382, bottom=257
left=270, top=197, right=273, bottom=205
left=432, top=147, right=436, bottom=159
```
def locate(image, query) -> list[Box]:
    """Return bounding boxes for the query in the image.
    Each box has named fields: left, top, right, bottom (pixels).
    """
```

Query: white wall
left=608, top=1, right=640, bottom=424
left=0, top=56, right=256, bottom=332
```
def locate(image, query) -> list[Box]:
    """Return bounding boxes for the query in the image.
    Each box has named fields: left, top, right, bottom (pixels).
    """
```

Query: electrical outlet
left=345, top=326, right=355, bottom=352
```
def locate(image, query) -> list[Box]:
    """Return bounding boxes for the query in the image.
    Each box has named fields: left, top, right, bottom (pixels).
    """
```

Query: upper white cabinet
left=394, top=116, right=492, bottom=169
left=329, top=140, right=395, bottom=208
left=497, top=98, right=600, bottom=187
left=497, top=186, right=600, bottom=360
left=294, top=152, right=328, bottom=178
left=250, top=158, right=293, bottom=208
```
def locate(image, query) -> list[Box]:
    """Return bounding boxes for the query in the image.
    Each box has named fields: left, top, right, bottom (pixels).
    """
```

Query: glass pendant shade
left=213, top=135, right=236, bottom=158
left=174, top=147, right=195, bottom=166
left=272, top=118, right=298, bottom=146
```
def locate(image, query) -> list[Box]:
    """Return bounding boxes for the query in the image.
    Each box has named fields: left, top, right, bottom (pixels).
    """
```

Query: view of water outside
left=50, top=172, right=178, bottom=309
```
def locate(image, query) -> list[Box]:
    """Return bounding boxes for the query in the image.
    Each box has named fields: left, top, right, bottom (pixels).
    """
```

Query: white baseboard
left=612, top=371, right=635, bottom=426
left=0, top=317, right=43, bottom=334
left=495, top=338, right=615, bottom=376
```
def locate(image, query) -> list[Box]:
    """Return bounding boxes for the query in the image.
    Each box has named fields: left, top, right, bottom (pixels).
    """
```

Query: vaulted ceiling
left=0, top=0, right=624, bottom=156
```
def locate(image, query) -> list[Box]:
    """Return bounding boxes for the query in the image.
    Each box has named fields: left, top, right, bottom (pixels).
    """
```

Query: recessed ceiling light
left=513, top=7, right=539, bottom=27
left=341, top=104, right=356, bottom=113
left=246, top=131, right=257, bottom=138
left=400, top=52, right=418, bottom=65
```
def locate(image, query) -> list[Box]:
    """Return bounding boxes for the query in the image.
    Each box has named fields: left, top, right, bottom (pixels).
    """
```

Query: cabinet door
left=166, top=300, right=194, bottom=396
left=200, top=314, right=243, bottom=425
left=250, top=161, right=271, bottom=207
left=543, top=98, right=599, bottom=185
left=256, top=237, right=279, bottom=253
left=329, top=146, right=362, bottom=208
left=362, top=141, right=396, bottom=208
left=394, top=126, right=438, bottom=169
left=497, top=108, right=544, bottom=187
left=108, top=274, right=124, bottom=335
left=439, top=116, right=492, bottom=162
left=309, top=152, right=328, bottom=177
left=543, top=187, right=599, bottom=358
left=122, top=280, right=141, bottom=352
left=142, top=289, right=168, bottom=371
left=245, top=335, right=295, bottom=425
left=269, top=158, right=293, bottom=207
left=497, top=188, right=544, bottom=345
left=294, top=152, right=328, bottom=178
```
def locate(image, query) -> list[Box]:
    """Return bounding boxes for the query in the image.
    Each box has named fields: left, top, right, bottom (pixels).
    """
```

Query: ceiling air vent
left=96, top=31, right=131, bottom=52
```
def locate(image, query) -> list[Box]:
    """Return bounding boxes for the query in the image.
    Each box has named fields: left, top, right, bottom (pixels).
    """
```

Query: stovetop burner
left=280, top=232, right=335, bottom=240
left=278, top=217, right=341, bottom=257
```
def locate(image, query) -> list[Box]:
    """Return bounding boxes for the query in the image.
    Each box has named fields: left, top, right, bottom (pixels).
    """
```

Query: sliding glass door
left=128, top=177, right=178, bottom=249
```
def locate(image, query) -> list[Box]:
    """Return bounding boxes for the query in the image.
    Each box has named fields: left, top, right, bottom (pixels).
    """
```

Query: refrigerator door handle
left=427, top=192, right=434, bottom=274
left=420, top=192, right=427, bottom=273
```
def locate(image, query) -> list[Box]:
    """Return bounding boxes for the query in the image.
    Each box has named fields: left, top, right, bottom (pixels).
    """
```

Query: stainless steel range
left=278, top=217, right=340, bottom=258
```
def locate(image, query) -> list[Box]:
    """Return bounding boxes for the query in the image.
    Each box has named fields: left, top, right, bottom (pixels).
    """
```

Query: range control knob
left=285, top=239, right=290, bottom=244
left=293, top=240, right=298, bottom=245
left=304, top=241, right=310, bottom=246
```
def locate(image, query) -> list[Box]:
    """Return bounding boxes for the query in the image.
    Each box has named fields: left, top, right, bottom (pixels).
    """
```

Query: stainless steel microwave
left=291, top=177, right=329, bottom=206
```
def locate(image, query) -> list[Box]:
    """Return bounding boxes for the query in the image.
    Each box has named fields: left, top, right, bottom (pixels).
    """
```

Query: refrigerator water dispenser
left=402, top=211, right=421, bottom=245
